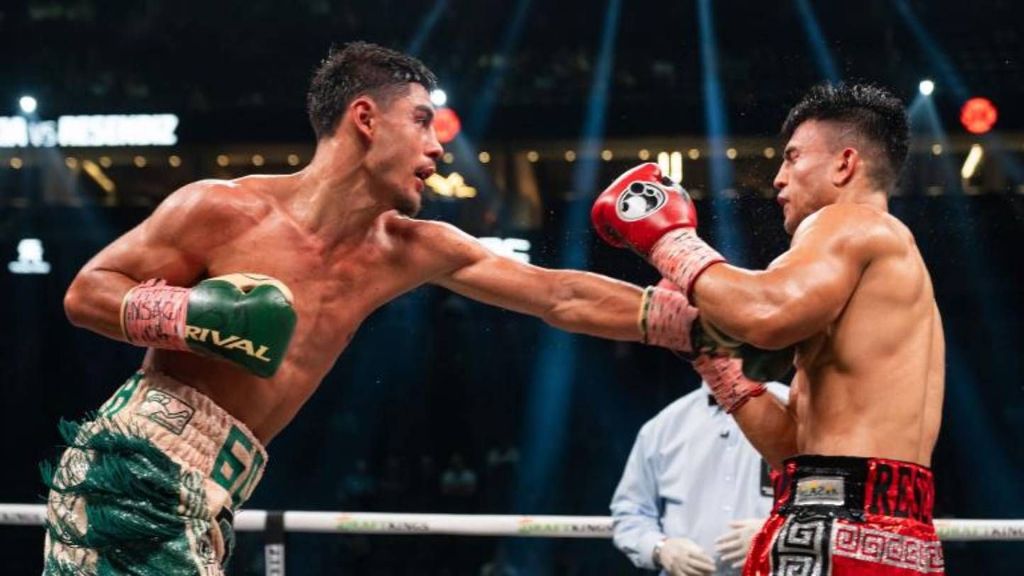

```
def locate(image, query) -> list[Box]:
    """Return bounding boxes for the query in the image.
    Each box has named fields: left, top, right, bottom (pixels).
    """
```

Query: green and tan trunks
left=41, top=369, right=268, bottom=575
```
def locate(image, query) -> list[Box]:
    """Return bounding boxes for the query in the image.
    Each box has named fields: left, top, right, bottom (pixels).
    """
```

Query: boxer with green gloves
left=45, top=43, right=659, bottom=575
left=121, top=273, right=296, bottom=378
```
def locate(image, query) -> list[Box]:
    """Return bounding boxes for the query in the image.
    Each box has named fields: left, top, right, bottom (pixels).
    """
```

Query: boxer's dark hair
left=782, top=83, right=909, bottom=193
left=307, top=42, right=438, bottom=139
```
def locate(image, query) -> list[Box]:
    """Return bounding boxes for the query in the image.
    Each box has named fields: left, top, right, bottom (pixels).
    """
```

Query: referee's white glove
left=714, top=518, right=765, bottom=569
left=655, top=537, right=715, bottom=576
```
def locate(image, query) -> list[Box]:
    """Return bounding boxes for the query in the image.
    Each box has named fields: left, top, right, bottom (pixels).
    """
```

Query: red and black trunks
left=745, top=455, right=944, bottom=575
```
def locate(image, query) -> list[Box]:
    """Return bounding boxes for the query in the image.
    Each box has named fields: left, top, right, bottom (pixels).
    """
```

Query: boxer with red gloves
left=592, top=162, right=725, bottom=298
left=596, top=164, right=794, bottom=385
left=594, top=83, right=947, bottom=575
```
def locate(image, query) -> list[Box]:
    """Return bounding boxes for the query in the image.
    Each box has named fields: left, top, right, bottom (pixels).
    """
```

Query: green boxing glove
left=647, top=278, right=793, bottom=382
left=736, top=344, right=794, bottom=383
left=696, top=312, right=795, bottom=382
left=121, top=273, right=297, bottom=378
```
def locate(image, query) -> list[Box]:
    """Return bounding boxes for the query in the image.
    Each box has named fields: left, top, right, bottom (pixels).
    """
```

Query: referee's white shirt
left=611, top=381, right=790, bottom=575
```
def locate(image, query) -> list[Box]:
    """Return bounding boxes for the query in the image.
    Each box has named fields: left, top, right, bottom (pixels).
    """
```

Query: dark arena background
left=2, top=0, right=1023, bottom=574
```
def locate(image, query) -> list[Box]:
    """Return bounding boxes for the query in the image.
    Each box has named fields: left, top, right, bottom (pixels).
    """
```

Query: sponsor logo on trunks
left=137, top=390, right=195, bottom=435
left=184, top=326, right=273, bottom=362
left=867, top=462, right=934, bottom=524
left=212, top=427, right=266, bottom=508
left=794, top=476, right=845, bottom=506
left=617, top=181, right=668, bottom=221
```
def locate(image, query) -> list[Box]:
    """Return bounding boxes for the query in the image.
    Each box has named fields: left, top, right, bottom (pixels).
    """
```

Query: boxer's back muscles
left=691, top=203, right=944, bottom=467
left=789, top=205, right=944, bottom=465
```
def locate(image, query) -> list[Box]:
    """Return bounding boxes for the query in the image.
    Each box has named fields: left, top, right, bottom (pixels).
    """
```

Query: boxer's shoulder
left=383, top=216, right=487, bottom=272
left=795, top=204, right=905, bottom=259
left=160, top=178, right=276, bottom=229
left=387, top=216, right=472, bottom=249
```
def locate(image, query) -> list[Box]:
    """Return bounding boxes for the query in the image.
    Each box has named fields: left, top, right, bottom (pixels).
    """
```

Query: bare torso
left=789, top=211, right=944, bottom=465
left=67, top=169, right=642, bottom=444
left=146, top=177, right=472, bottom=443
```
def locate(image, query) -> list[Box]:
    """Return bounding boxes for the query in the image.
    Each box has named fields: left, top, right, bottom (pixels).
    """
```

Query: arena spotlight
left=919, top=79, right=935, bottom=96
left=960, top=97, right=998, bottom=135
left=433, top=108, right=461, bottom=144
left=961, top=144, right=984, bottom=180
left=18, top=95, right=38, bottom=114
left=429, top=89, right=447, bottom=107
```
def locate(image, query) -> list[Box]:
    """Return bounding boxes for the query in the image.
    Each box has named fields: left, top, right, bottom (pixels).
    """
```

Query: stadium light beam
left=405, top=0, right=449, bottom=56
left=465, top=0, right=533, bottom=139
left=919, top=79, right=935, bottom=96
left=697, top=0, right=745, bottom=264
left=511, top=0, right=621, bottom=572
left=795, top=0, right=841, bottom=82
left=901, top=39, right=1021, bottom=520
left=894, top=0, right=1023, bottom=186
left=433, top=0, right=533, bottom=214
left=516, top=0, right=621, bottom=521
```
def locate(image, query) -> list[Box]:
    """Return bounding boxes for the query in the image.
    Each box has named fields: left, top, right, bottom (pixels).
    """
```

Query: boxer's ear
left=351, top=96, right=377, bottom=140
left=832, top=148, right=859, bottom=187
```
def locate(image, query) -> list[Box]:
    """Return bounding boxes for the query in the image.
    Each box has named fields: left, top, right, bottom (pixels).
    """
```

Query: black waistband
left=773, top=455, right=935, bottom=524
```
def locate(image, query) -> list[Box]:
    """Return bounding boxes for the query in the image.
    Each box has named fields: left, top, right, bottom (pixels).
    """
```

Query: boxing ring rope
left=2, top=503, right=1022, bottom=541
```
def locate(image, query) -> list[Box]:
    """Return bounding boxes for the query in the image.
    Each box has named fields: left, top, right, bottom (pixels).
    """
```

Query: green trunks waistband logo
left=136, top=389, right=195, bottom=436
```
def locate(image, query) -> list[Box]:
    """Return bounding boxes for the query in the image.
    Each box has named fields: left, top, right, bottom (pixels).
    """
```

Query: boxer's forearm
left=730, top=392, right=799, bottom=469
left=64, top=267, right=138, bottom=342
left=539, top=269, right=644, bottom=341
left=436, top=248, right=644, bottom=341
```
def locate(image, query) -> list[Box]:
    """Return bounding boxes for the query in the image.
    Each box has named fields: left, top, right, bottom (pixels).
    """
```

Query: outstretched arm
left=690, top=205, right=889, bottom=350
left=424, top=222, right=643, bottom=341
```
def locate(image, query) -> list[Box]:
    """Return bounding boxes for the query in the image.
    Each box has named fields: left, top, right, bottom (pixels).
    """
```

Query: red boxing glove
left=591, top=163, right=699, bottom=255
left=692, top=354, right=767, bottom=413
left=593, top=163, right=725, bottom=296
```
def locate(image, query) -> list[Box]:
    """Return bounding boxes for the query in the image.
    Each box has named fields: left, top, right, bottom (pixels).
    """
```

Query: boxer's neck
left=834, top=185, right=889, bottom=213
left=288, top=138, right=394, bottom=243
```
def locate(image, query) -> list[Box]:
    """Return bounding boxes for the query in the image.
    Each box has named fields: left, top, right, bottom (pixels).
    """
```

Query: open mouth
left=414, top=165, right=436, bottom=182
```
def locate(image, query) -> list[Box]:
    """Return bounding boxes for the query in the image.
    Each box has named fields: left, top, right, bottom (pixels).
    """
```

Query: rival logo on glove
left=184, top=326, right=273, bottom=362
left=617, top=181, right=669, bottom=221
